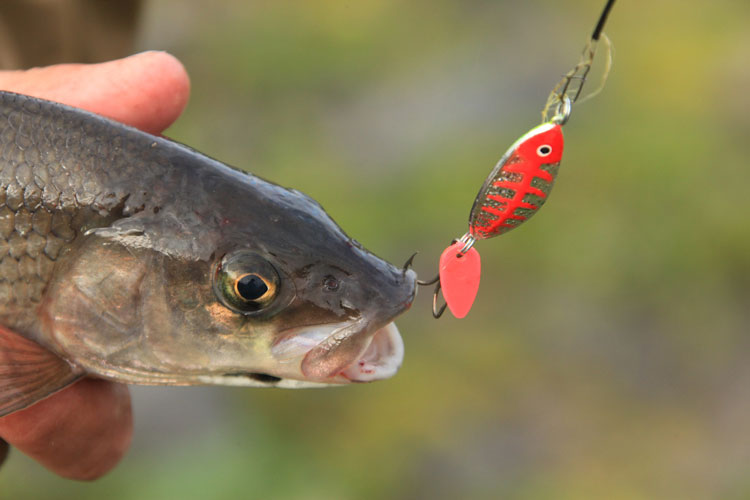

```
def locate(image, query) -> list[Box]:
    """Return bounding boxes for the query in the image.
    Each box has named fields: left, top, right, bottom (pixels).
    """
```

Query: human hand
left=0, top=51, right=190, bottom=480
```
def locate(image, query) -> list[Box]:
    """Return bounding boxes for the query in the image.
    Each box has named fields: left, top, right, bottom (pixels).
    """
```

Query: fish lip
left=270, top=322, right=348, bottom=362
left=338, top=322, right=404, bottom=382
left=270, top=320, right=405, bottom=383
left=299, top=320, right=405, bottom=383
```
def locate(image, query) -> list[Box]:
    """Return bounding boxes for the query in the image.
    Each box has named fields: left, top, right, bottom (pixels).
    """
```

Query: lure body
left=469, top=122, right=564, bottom=239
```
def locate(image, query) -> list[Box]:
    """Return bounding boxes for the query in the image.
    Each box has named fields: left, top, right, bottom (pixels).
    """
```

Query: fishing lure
left=409, top=0, right=617, bottom=318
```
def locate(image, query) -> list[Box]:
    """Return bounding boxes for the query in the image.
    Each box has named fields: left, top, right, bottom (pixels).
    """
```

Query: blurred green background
left=3, top=0, right=750, bottom=498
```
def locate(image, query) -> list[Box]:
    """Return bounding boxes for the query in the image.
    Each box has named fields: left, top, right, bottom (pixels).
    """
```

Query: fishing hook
left=405, top=253, right=448, bottom=318
left=402, top=252, right=418, bottom=273
left=417, top=273, right=447, bottom=318
left=431, top=280, right=447, bottom=319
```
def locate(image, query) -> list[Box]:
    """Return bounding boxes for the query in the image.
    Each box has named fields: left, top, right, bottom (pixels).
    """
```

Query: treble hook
left=417, top=273, right=447, bottom=318
left=430, top=280, right=447, bottom=319
left=403, top=253, right=448, bottom=319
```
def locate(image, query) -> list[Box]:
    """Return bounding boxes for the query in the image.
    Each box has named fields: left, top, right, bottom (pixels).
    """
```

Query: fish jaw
left=302, top=321, right=405, bottom=383
left=192, top=321, right=405, bottom=388
left=269, top=320, right=405, bottom=384
left=257, top=266, right=415, bottom=385
left=339, top=322, right=404, bottom=382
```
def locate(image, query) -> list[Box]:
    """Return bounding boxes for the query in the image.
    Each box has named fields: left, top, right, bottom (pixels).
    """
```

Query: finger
left=0, top=378, right=132, bottom=480
left=0, top=325, right=132, bottom=480
left=0, top=51, right=190, bottom=135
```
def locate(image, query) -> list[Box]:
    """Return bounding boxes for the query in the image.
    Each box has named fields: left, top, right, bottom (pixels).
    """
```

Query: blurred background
left=1, top=0, right=749, bottom=498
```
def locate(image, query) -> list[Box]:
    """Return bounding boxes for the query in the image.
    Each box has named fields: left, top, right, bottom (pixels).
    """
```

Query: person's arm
left=0, top=51, right=190, bottom=480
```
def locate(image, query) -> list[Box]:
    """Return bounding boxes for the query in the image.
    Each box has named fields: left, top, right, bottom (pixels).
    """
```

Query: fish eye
left=537, top=145, right=552, bottom=157
left=235, top=273, right=272, bottom=301
left=322, top=275, right=339, bottom=292
left=213, top=251, right=280, bottom=314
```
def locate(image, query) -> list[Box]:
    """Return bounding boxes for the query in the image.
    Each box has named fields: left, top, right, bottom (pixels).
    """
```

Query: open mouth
left=271, top=321, right=405, bottom=383
left=300, top=321, right=404, bottom=383
left=338, top=322, right=404, bottom=382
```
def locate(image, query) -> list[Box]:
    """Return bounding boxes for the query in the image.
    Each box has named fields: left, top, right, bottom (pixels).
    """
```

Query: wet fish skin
left=0, top=91, right=416, bottom=414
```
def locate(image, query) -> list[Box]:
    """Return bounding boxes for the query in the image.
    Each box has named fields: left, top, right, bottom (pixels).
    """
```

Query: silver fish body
left=0, top=91, right=416, bottom=415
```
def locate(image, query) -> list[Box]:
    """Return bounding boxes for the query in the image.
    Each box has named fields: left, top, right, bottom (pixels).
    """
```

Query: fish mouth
left=271, top=321, right=405, bottom=383
left=338, top=322, right=404, bottom=382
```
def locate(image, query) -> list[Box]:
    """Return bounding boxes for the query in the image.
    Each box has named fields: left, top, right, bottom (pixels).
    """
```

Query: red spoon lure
left=434, top=117, right=567, bottom=319
left=469, top=122, right=564, bottom=240
left=413, top=0, right=616, bottom=318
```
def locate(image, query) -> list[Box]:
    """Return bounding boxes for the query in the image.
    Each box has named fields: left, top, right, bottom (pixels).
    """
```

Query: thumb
left=0, top=51, right=191, bottom=135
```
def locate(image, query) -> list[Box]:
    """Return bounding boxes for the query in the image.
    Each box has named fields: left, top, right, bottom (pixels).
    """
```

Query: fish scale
left=0, top=184, right=74, bottom=308
left=0, top=96, right=127, bottom=329
left=0, top=92, right=205, bottom=328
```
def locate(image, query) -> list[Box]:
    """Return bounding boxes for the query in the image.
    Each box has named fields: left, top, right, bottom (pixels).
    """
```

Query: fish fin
left=0, top=325, right=82, bottom=417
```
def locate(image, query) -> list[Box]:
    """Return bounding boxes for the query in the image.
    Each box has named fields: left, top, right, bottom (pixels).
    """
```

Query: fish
left=0, top=91, right=417, bottom=416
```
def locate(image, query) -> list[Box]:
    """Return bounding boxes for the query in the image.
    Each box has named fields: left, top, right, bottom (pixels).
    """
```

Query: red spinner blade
left=438, top=241, right=481, bottom=318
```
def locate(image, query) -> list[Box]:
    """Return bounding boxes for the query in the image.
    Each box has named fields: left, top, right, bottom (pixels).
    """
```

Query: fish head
left=41, top=167, right=417, bottom=387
